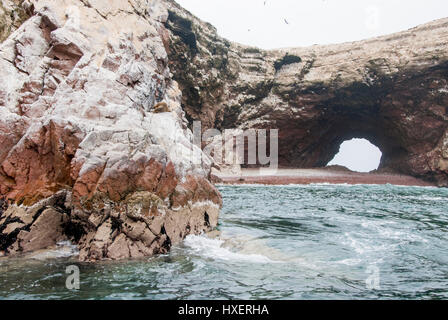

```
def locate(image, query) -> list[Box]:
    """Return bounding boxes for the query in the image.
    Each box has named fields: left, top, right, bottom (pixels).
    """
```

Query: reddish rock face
left=1, top=119, right=82, bottom=206
left=165, top=2, right=448, bottom=186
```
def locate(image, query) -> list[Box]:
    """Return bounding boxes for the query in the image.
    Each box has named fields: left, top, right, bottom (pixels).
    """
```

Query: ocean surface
left=1, top=184, right=448, bottom=300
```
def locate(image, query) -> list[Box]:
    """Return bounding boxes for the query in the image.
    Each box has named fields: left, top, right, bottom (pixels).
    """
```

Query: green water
left=1, top=184, right=447, bottom=300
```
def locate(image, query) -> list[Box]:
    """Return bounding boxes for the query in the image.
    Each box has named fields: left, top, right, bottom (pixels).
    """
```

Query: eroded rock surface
left=164, top=2, right=448, bottom=185
left=0, top=0, right=221, bottom=261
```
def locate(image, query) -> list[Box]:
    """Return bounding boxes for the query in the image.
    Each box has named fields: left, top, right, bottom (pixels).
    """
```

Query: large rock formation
left=164, top=2, right=448, bottom=186
left=0, top=0, right=221, bottom=261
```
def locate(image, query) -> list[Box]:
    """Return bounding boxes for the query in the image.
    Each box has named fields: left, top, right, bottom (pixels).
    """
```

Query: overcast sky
left=176, top=0, right=448, bottom=49
left=327, top=139, right=383, bottom=172
left=175, top=0, right=447, bottom=171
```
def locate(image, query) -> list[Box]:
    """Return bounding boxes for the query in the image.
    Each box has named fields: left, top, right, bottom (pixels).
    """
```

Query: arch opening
left=327, top=138, right=383, bottom=173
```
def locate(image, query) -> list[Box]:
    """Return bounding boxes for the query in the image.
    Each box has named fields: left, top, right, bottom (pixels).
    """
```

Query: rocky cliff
left=0, top=0, right=221, bottom=261
left=165, top=1, right=448, bottom=186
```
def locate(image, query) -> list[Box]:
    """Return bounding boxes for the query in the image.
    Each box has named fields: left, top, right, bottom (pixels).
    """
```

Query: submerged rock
left=0, top=0, right=221, bottom=261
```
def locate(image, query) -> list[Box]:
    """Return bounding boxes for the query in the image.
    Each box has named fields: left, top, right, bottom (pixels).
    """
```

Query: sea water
left=1, top=184, right=447, bottom=300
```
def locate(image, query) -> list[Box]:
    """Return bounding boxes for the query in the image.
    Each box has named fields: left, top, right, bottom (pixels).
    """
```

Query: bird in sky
left=284, top=19, right=289, bottom=25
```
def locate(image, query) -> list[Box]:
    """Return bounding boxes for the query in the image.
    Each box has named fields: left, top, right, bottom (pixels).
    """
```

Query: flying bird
left=284, top=19, right=289, bottom=25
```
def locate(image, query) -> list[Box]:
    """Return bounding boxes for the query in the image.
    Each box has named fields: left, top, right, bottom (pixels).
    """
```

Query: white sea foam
left=341, top=232, right=398, bottom=255
left=397, top=195, right=448, bottom=202
left=360, top=220, right=429, bottom=243
left=335, top=258, right=363, bottom=266
left=183, top=235, right=282, bottom=264
left=29, top=241, right=79, bottom=261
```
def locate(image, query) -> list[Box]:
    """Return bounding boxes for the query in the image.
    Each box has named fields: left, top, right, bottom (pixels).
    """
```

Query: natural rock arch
left=164, top=1, right=448, bottom=185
